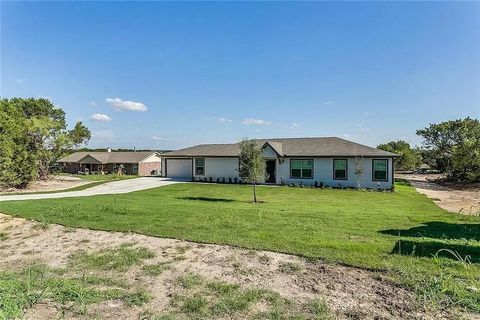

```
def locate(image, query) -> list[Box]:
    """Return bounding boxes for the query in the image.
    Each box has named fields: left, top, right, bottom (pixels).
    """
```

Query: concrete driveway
left=0, top=177, right=183, bottom=202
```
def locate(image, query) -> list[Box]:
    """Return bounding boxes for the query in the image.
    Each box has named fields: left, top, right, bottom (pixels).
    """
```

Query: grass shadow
left=394, top=178, right=411, bottom=186
left=380, top=221, right=480, bottom=241
left=391, top=239, right=480, bottom=263
left=177, top=196, right=237, bottom=203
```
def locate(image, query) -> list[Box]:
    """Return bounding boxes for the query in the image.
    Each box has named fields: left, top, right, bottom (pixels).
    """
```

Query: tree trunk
left=253, top=182, right=257, bottom=203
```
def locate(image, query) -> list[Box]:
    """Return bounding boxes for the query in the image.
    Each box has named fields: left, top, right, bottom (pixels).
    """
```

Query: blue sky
left=1, top=1, right=479, bottom=150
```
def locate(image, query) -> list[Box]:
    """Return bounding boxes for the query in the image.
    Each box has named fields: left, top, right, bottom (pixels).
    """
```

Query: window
left=195, top=158, right=205, bottom=175
left=333, top=159, right=347, bottom=180
left=290, top=159, right=313, bottom=179
left=372, top=159, right=388, bottom=181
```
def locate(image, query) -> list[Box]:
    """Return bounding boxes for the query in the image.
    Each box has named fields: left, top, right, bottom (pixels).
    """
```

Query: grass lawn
left=0, top=181, right=479, bottom=312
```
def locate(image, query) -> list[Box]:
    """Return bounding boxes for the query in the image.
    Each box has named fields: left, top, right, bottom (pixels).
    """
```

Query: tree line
left=0, top=98, right=91, bottom=189
left=377, top=117, right=479, bottom=182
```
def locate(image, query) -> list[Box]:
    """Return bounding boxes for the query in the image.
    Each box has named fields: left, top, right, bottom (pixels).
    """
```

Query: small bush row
left=191, top=176, right=393, bottom=191
left=192, top=177, right=246, bottom=184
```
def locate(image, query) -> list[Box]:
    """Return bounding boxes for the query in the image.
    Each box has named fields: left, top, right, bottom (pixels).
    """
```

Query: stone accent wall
left=138, top=162, right=161, bottom=176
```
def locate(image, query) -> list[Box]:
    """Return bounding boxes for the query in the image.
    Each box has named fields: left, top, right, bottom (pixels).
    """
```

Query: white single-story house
left=162, top=137, right=398, bottom=189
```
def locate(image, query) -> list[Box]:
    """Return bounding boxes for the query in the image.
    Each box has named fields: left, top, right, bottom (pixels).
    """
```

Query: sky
left=1, top=1, right=479, bottom=150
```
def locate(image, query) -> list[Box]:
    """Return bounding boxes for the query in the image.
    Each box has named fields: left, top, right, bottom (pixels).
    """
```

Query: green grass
left=142, top=262, right=171, bottom=276
left=0, top=263, right=150, bottom=319
left=0, top=232, right=8, bottom=241
left=1, top=181, right=479, bottom=312
left=168, top=276, right=333, bottom=319
left=176, top=273, right=203, bottom=289
left=69, top=244, right=155, bottom=271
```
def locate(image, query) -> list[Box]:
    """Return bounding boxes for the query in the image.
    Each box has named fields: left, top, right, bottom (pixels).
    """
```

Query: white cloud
left=152, top=136, right=173, bottom=141
left=242, top=118, right=271, bottom=125
left=106, top=97, right=147, bottom=112
left=90, top=113, right=112, bottom=122
left=90, top=101, right=98, bottom=107
left=323, top=101, right=334, bottom=105
left=16, top=78, right=26, bottom=84
left=342, top=133, right=352, bottom=138
left=217, top=117, right=232, bottom=123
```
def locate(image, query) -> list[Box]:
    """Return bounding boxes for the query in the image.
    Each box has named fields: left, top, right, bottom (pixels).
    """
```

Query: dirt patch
left=0, top=175, right=90, bottom=194
left=397, top=174, right=480, bottom=215
left=0, top=213, right=467, bottom=320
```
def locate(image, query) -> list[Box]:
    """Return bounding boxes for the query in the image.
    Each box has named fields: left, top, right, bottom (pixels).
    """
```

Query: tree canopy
left=416, top=117, right=480, bottom=182
left=0, top=98, right=91, bottom=189
left=377, top=140, right=421, bottom=171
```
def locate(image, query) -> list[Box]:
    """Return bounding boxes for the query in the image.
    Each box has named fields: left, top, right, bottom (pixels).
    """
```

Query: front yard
left=0, top=181, right=479, bottom=317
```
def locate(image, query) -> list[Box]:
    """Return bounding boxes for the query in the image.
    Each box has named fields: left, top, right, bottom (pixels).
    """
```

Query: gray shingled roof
left=58, top=151, right=157, bottom=164
left=163, top=137, right=398, bottom=157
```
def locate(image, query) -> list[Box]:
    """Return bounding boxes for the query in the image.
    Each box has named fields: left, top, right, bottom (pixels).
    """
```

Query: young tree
left=353, top=156, right=365, bottom=188
left=238, top=138, right=266, bottom=203
left=377, top=140, right=421, bottom=171
left=416, top=117, right=480, bottom=182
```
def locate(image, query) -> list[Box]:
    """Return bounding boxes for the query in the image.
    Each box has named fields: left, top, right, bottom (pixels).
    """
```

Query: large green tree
left=0, top=98, right=91, bottom=188
left=0, top=101, right=36, bottom=188
left=416, top=117, right=480, bottom=182
left=377, top=140, right=421, bottom=171
left=238, top=139, right=266, bottom=203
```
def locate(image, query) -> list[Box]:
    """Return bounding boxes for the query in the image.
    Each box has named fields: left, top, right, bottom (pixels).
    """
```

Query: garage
left=165, top=158, right=192, bottom=179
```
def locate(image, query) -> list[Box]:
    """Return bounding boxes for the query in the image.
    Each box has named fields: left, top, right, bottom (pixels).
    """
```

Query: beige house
left=58, top=151, right=161, bottom=176
left=162, top=137, right=398, bottom=189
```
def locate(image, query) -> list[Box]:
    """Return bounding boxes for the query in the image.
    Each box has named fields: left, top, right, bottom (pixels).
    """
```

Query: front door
left=265, top=160, right=276, bottom=183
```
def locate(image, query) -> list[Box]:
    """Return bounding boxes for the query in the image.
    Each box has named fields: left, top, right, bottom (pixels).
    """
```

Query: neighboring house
left=58, top=151, right=161, bottom=176
left=162, top=137, right=398, bottom=189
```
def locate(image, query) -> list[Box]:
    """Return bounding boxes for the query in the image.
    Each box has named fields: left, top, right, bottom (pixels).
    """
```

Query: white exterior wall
left=140, top=153, right=161, bottom=163
left=194, top=157, right=239, bottom=181
left=277, top=157, right=393, bottom=189
left=165, top=156, right=393, bottom=189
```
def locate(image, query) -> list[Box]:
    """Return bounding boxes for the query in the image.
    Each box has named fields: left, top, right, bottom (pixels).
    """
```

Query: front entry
left=265, top=160, right=276, bottom=183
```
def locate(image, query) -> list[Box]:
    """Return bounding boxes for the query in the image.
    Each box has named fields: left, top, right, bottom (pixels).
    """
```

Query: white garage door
left=166, top=159, right=192, bottom=179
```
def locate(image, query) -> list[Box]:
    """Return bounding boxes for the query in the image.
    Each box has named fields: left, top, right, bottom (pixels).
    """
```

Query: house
left=58, top=150, right=161, bottom=176
left=162, top=137, right=398, bottom=189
